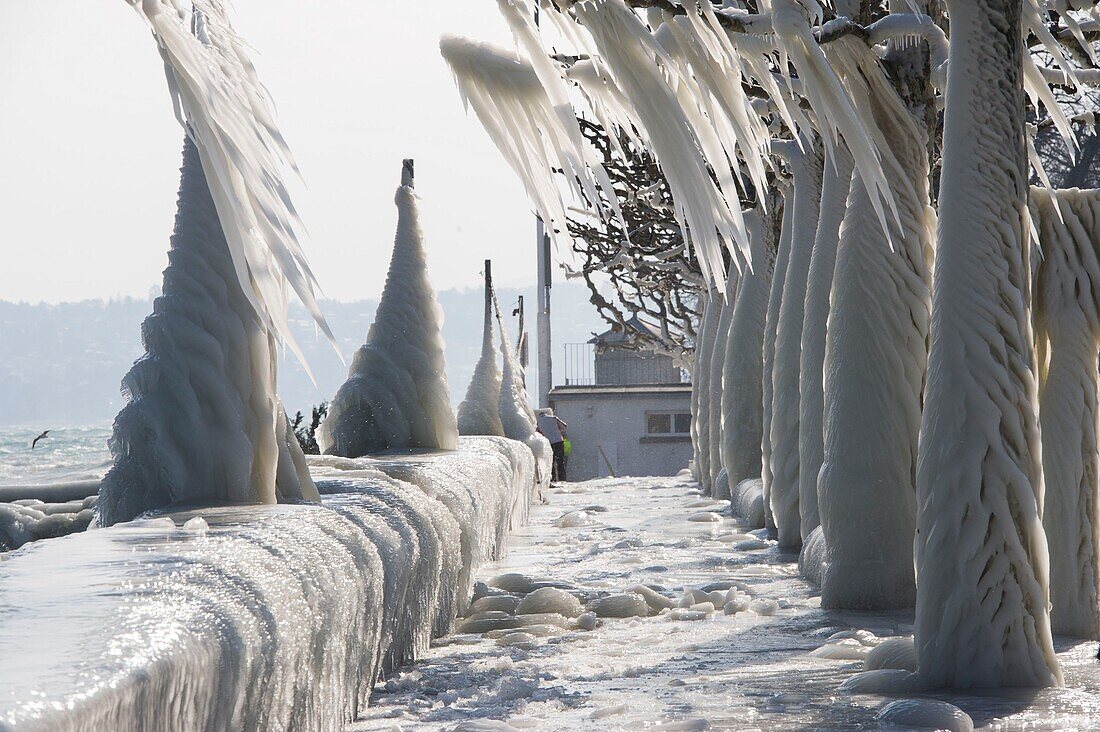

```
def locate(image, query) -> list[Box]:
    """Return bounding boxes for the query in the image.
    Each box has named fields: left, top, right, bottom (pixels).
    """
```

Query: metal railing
left=561, top=343, right=689, bottom=386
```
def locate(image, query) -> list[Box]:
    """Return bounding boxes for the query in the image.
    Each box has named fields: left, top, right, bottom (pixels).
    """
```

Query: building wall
left=594, top=350, right=681, bottom=385
left=549, top=386, right=692, bottom=481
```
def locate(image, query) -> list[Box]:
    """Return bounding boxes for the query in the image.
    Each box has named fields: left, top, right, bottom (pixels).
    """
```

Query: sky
left=0, top=1, right=542, bottom=304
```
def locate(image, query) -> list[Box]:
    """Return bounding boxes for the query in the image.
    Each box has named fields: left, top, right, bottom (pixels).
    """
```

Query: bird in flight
left=31, top=430, right=51, bottom=449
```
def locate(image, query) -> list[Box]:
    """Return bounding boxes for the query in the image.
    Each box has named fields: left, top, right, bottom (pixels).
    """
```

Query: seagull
left=31, top=430, right=51, bottom=449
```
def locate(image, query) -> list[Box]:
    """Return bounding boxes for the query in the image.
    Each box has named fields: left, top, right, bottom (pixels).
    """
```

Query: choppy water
left=0, top=426, right=112, bottom=484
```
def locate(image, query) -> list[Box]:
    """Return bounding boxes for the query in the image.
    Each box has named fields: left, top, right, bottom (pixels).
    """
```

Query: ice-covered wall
left=320, top=163, right=459, bottom=458
left=1031, top=186, right=1100, bottom=640
left=0, top=437, right=539, bottom=730
left=457, top=275, right=505, bottom=437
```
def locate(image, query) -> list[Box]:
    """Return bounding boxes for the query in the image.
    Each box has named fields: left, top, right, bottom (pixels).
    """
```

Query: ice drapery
left=97, top=139, right=319, bottom=526
left=1031, top=186, right=1100, bottom=640
left=320, top=163, right=458, bottom=458
left=915, top=0, right=1061, bottom=688
left=818, top=40, right=932, bottom=611
left=769, top=139, right=823, bottom=550
left=458, top=271, right=506, bottom=437
left=721, top=205, right=779, bottom=497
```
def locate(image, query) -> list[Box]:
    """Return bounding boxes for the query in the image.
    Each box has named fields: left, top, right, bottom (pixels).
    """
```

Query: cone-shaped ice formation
left=458, top=262, right=505, bottom=437
left=321, top=161, right=459, bottom=457
left=97, top=138, right=319, bottom=526
left=1031, top=187, right=1100, bottom=640
left=98, top=1, right=329, bottom=525
left=915, top=0, right=1060, bottom=688
left=494, top=294, right=553, bottom=485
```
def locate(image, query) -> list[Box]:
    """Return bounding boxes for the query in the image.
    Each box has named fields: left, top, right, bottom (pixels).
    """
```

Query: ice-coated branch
left=320, top=163, right=458, bottom=457
left=127, top=1, right=335, bottom=369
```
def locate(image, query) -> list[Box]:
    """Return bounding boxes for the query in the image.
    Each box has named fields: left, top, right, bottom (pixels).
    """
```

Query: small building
left=549, top=317, right=692, bottom=481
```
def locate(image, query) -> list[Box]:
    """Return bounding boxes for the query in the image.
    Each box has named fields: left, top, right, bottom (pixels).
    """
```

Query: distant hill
left=0, top=281, right=608, bottom=427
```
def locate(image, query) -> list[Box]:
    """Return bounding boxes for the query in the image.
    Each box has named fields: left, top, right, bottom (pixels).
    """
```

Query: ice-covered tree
left=1031, top=187, right=1100, bottom=640
left=321, top=162, right=458, bottom=457
left=914, top=0, right=1061, bottom=688
left=99, top=2, right=331, bottom=524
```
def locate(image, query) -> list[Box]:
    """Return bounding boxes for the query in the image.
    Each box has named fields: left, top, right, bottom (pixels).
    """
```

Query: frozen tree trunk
left=709, top=275, right=738, bottom=495
left=798, top=148, right=853, bottom=543
left=770, top=142, right=823, bottom=549
left=1031, top=187, right=1100, bottom=639
left=763, top=186, right=796, bottom=535
left=458, top=265, right=505, bottom=437
left=495, top=295, right=553, bottom=485
left=694, top=288, right=720, bottom=492
left=721, top=206, right=779, bottom=489
left=97, top=138, right=318, bottom=525
left=321, top=162, right=458, bottom=458
left=818, top=42, right=934, bottom=610
left=915, top=0, right=1061, bottom=688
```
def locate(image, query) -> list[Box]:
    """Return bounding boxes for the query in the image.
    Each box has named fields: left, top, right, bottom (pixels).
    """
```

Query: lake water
left=0, top=426, right=112, bottom=484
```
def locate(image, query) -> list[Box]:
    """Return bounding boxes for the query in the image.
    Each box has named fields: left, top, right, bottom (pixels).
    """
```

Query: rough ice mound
left=0, top=438, right=538, bottom=729
left=0, top=497, right=97, bottom=551
left=321, top=162, right=458, bottom=458
left=798, top=525, right=829, bottom=586
left=98, top=138, right=319, bottom=525
left=876, top=699, right=974, bottom=732
left=864, top=636, right=918, bottom=672
left=458, top=274, right=505, bottom=437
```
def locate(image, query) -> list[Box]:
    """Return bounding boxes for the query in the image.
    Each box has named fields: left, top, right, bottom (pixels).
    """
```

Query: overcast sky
left=0, top=1, right=542, bottom=304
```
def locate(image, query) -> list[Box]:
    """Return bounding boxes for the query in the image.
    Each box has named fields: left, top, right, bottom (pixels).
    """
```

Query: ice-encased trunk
left=770, top=141, right=823, bottom=549
left=457, top=272, right=505, bottom=437
left=97, top=138, right=318, bottom=526
left=914, top=0, right=1061, bottom=688
left=495, top=295, right=553, bottom=486
left=818, top=42, right=933, bottom=610
left=797, top=147, right=853, bottom=544
left=1031, top=187, right=1100, bottom=640
left=721, top=205, right=779, bottom=492
left=762, top=184, right=796, bottom=535
left=709, top=275, right=738, bottom=495
left=321, top=163, right=458, bottom=457
left=694, top=288, right=720, bottom=492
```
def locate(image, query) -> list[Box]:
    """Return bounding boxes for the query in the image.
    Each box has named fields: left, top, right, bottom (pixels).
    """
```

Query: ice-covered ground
left=352, top=475, right=1100, bottom=731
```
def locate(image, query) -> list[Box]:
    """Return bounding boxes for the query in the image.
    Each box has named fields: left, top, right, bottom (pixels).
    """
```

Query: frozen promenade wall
left=0, top=437, right=542, bottom=732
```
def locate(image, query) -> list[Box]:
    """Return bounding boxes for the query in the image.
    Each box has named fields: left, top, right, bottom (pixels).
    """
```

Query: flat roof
left=550, top=383, right=692, bottom=397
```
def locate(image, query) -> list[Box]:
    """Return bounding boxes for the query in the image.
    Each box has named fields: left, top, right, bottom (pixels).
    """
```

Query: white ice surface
left=350, top=475, right=1100, bottom=730
left=0, top=437, right=538, bottom=730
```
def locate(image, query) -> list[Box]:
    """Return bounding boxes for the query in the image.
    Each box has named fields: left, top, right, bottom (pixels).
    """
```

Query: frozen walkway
left=353, top=475, right=1100, bottom=731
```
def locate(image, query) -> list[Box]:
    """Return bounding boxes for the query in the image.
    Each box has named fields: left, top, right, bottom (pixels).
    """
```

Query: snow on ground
left=352, top=475, right=1100, bottom=731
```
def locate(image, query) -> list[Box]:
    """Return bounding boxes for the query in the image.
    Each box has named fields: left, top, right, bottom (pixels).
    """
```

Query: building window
left=647, top=411, right=691, bottom=435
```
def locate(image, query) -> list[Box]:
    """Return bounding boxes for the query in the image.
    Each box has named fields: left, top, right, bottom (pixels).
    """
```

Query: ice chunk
left=876, top=699, right=973, bottom=732
left=863, top=637, right=917, bottom=672
left=515, top=587, right=582, bottom=618
left=589, top=593, right=650, bottom=618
